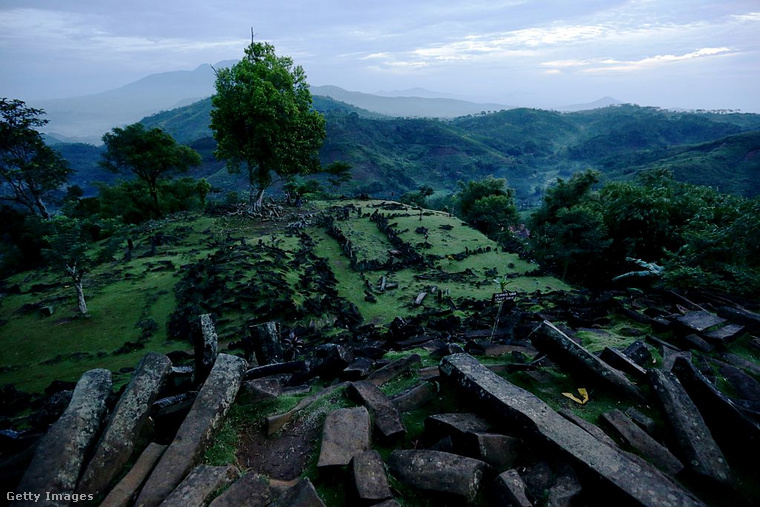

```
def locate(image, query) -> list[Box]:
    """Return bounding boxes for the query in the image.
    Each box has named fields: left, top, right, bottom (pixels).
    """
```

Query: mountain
left=559, top=96, right=623, bottom=112
left=30, top=62, right=235, bottom=142
left=310, top=85, right=512, bottom=118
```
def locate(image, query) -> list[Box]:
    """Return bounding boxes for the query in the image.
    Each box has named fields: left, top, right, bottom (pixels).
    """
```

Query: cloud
left=541, top=47, right=735, bottom=74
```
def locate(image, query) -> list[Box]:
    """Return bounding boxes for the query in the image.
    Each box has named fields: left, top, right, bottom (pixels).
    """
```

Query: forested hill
left=82, top=97, right=760, bottom=205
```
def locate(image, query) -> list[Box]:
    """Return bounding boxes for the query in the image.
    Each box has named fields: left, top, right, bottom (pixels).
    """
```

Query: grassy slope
left=0, top=201, right=568, bottom=393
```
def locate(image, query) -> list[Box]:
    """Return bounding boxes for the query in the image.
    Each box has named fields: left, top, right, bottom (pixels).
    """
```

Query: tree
left=324, top=161, right=353, bottom=191
left=100, top=123, right=201, bottom=218
left=210, top=41, right=326, bottom=209
left=400, top=185, right=434, bottom=207
left=43, top=217, right=93, bottom=315
left=0, top=98, right=72, bottom=218
left=455, top=177, right=518, bottom=234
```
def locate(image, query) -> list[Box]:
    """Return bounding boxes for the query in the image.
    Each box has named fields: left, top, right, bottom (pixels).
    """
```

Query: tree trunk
left=75, top=280, right=88, bottom=315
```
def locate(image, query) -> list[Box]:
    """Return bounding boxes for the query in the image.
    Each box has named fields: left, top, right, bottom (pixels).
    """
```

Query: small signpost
left=492, top=291, right=518, bottom=303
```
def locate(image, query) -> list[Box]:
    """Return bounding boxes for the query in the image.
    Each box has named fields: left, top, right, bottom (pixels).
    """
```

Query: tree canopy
left=0, top=98, right=71, bottom=218
left=101, top=123, right=201, bottom=218
left=455, top=177, right=518, bottom=236
left=210, top=41, right=326, bottom=208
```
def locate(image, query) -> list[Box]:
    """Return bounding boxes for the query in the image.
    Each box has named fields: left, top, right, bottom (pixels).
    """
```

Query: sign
left=492, top=291, right=517, bottom=303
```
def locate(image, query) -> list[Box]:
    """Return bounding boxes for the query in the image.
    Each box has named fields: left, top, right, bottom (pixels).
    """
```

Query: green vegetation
left=101, top=122, right=202, bottom=218
left=1, top=98, right=72, bottom=218
left=211, top=41, right=326, bottom=208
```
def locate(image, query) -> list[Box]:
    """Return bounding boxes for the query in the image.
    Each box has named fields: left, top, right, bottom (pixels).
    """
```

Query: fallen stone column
left=160, top=464, right=240, bottom=507
left=135, top=353, right=247, bottom=507
left=348, top=381, right=406, bottom=442
left=15, top=369, right=112, bottom=507
left=99, top=443, right=166, bottom=507
left=317, top=406, right=371, bottom=470
left=77, top=352, right=172, bottom=499
left=440, top=353, right=704, bottom=507
left=531, top=321, right=646, bottom=403
left=194, top=314, right=219, bottom=384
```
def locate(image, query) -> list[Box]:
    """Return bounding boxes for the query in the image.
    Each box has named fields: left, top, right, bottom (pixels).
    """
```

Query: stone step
left=99, top=443, right=166, bottom=507
left=160, top=464, right=240, bottom=507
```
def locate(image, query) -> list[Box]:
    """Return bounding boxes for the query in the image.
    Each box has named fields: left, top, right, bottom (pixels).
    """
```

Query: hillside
left=0, top=200, right=567, bottom=393
left=125, top=100, right=760, bottom=207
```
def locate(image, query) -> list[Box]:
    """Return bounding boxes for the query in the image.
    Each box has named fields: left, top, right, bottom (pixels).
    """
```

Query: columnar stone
left=599, top=347, right=648, bottom=382
left=317, top=406, right=371, bottom=469
left=493, top=469, right=533, bottom=507
left=99, top=443, right=166, bottom=507
left=599, top=409, right=684, bottom=476
left=269, top=477, right=325, bottom=507
left=250, top=321, right=283, bottom=365
left=558, top=409, right=619, bottom=449
left=77, top=353, right=172, bottom=499
left=439, top=353, right=703, bottom=507
left=160, top=464, right=240, bottom=507
left=366, top=353, right=421, bottom=386
left=391, top=381, right=436, bottom=412
left=135, top=354, right=247, bottom=507
left=347, top=381, right=406, bottom=441
left=649, top=369, right=732, bottom=486
left=207, top=472, right=273, bottom=507
left=16, top=369, right=112, bottom=507
left=673, top=356, right=760, bottom=462
left=466, top=432, right=523, bottom=469
left=531, top=321, right=646, bottom=403
left=194, top=314, right=219, bottom=384
left=388, top=450, right=491, bottom=503
left=350, top=450, right=393, bottom=503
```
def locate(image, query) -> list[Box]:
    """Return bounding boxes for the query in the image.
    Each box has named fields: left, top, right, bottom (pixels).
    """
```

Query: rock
left=531, top=321, right=646, bottom=403
left=152, top=392, right=196, bottom=418
left=717, top=352, right=760, bottom=378
left=15, top=369, right=112, bottom=507
left=714, top=359, right=760, bottom=403
left=424, top=412, right=492, bottom=450
left=244, top=360, right=307, bottom=380
left=388, top=450, right=491, bottom=503
left=624, top=407, right=657, bottom=435
left=465, top=432, right=523, bottom=469
left=599, top=409, right=684, bottom=476
left=558, top=408, right=619, bottom=449
left=269, top=477, right=325, bottom=507
left=194, top=314, right=219, bottom=384
left=622, top=340, right=653, bottom=367
left=547, top=463, right=582, bottom=507
left=77, top=352, right=172, bottom=499
left=135, top=354, right=247, bottom=507
left=313, top=343, right=355, bottom=379
left=240, top=377, right=282, bottom=403
left=342, top=357, right=374, bottom=381
left=350, top=450, right=393, bottom=503
left=99, top=443, right=166, bottom=507
left=676, top=311, right=726, bottom=333
left=267, top=383, right=346, bottom=436
left=440, top=353, right=703, bottom=506
left=649, top=369, right=732, bottom=486
left=672, top=356, right=760, bottom=463
left=703, top=324, right=746, bottom=346
left=250, top=321, right=283, bottom=365
left=717, top=306, right=760, bottom=332
left=494, top=469, right=533, bottom=506
left=681, top=334, right=714, bottom=353
left=347, top=381, right=406, bottom=442
left=317, top=406, right=371, bottom=469
left=391, top=381, right=437, bottom=412
left=523, top=461, right=554, bottom=500
left=366, top=353, right=421, bottom=386
left=599, top=347, right=648, bottom=382
left=207, top=471, right=273, bottom=507
left=160, top=464, right=240, bottom=507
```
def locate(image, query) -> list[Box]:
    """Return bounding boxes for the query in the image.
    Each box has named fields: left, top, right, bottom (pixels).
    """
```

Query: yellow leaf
left=562, top=388, right=589, bottom=405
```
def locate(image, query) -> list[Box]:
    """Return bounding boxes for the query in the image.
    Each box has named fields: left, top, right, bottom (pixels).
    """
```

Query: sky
left=1, top=0, right=758, bottom=111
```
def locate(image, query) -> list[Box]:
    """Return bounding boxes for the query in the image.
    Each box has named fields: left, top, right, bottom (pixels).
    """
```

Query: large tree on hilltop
left=210, top=40, right=326, bottom=209
left=101, top=123, right=201, bottom=218
left=0, top=98, right=71, bottom=218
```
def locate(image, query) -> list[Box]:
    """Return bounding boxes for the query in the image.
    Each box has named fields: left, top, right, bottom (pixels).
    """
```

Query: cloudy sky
left=1, top=0, right=758, bottom=111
